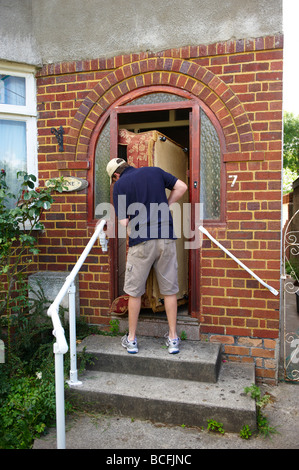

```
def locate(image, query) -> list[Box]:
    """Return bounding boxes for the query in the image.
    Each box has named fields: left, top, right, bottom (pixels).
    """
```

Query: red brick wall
left=36, top=34, right=283, bottom=383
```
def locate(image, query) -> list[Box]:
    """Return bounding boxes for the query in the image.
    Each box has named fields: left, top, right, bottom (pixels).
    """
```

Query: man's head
left=106, top=158, right=128, bottom=184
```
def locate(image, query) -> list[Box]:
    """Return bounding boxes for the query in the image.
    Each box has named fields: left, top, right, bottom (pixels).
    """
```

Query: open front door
left=109, top=99, right=201, bottom=318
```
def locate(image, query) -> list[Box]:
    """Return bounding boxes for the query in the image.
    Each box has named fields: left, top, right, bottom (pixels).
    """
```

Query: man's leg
left=128, top=295, right=141, bottom=341
left=164, top=293, right=178, bottom=339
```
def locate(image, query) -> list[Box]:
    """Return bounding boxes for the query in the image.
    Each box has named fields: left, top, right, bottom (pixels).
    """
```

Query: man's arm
left=168, top=179, right=188, bottom=206
left=113, top=183, right=129, bottom=227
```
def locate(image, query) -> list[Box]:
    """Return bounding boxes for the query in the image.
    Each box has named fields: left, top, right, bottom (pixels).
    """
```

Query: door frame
left=88, top=86, right=226, bottom=319
left=110, top=96, right=201, bottom=316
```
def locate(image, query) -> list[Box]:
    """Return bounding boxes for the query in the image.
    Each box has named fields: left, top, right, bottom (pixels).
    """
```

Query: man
left=106, top=157, right=187, bottom=354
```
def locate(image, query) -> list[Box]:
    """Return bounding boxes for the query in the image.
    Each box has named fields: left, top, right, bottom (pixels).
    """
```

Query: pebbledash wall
left=36, top=35, right=283, bottom=384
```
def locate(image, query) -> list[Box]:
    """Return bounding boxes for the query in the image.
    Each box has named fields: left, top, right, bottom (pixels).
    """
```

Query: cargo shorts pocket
left=124, top=262, right=147, bottom=297
left=124, top=263, right=134, bottom=293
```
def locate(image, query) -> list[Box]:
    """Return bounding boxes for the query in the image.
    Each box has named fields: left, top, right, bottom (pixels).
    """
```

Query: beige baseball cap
left=106, top=158, right=126, bottom=184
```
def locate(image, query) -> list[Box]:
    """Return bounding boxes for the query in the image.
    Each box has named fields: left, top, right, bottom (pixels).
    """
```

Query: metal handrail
left=47, top=219, right=107, bottom=449
left=199, top=225, right=279, bottom=296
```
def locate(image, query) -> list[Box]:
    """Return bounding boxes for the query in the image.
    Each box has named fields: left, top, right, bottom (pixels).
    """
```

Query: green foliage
left=244, top=384, right=270, bottom=408
left=109, top=318, right=120, bottom=335
left=0, top=284, right=98, bottom=449
left=0, top=372, right=57, bottom=449
left=180, top=330, right=187, bottom=340
left=283, top=112, right=299, bottom=173
left=207, top=419, right=225, bottom=434
left=244, top=384, right=278, bottom=438
left=239, top=424, right=252, bottom=440
left=285, top=255, right=299, bottom=281
left=0, top=288, right=59, bottom=449
left=77, top=346, right=97, bottom=372
left=1, top=283, right=58, bottom=375
left=256, top=412, right=278, bottom=438
left=0, top=170, right=66, bottom=359
left=283, top=167, right=299, bottom=194
left=283, top=112, right=299, bottom=194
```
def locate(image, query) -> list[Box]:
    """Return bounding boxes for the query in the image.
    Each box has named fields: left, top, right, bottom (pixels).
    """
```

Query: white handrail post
left=54, top=347, right=66, bottom=449
left=67, top=280, right=82, bottom=386
left=47, top=219, right=107, bottom=449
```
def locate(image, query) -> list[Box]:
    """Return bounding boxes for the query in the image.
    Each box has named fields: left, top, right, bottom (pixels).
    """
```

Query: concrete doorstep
left=65, top=335, right=256, bottom=433
left=33, top=379, right=299, bottom=450
left=33, top=335, right=299, bottom=450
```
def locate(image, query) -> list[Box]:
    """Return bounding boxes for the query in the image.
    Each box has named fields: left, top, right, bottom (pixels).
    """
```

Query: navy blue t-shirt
left=113, top=166, right=178, bottom=247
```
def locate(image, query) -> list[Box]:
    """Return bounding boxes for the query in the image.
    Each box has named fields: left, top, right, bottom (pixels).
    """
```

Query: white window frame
left=0, top=61, right=38, bottom=183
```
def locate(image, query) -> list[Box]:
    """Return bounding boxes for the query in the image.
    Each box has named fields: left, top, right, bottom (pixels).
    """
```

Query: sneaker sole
left=121, top=344, right=138, bottom=354
left=121, top=342, right=138, bottom=354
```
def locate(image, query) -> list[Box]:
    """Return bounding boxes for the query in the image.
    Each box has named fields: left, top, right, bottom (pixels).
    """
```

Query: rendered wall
left=0, top=0, right=282, bottom=65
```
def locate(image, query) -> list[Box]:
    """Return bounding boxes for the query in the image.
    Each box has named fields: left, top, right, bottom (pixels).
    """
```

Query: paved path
left=34, top=381, right=299, bottom=450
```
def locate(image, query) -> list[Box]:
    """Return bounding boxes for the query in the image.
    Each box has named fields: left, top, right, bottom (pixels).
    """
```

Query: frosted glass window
left=94, top=118, right=111, bottom=218
left=126, top=93, right=187, bottom=106
left=200, top=109, right=221, bottom=219
left=0, top=75, right=26, bottom=106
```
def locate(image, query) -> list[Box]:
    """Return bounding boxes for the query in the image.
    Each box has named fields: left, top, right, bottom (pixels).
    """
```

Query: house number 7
left=228, top=175, right=238, bottom=187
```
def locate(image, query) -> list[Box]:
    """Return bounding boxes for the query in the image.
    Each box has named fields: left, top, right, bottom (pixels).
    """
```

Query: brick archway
left=67, top=57, right=255, bottom=161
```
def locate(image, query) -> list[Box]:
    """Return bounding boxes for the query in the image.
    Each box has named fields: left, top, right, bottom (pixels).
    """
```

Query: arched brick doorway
left=66, top=58, right=256, bottom=320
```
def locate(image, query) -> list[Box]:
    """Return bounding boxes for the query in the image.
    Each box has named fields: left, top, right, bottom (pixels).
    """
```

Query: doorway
left=117, top=109, right=190, bottom=314
left=93, top=90, right=224, bottom=320
left=109, top=97, right=201, bottom=318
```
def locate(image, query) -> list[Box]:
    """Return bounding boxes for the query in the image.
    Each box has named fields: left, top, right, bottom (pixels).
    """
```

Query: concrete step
left=114, top=310, right=200, bottom=340
left=67, top=361, right=257, bottom=432
left=77, top=334, right=222, bottom=383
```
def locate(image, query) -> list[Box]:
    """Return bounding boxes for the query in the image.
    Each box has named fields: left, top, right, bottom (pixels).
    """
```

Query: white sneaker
left=121, top=333, right=138, bottom=354
left=164, top=334, right=180, bottom=354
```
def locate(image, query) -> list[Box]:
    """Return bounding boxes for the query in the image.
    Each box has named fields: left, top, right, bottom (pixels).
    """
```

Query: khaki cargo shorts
left=124, top=239, right=179, bottom=298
